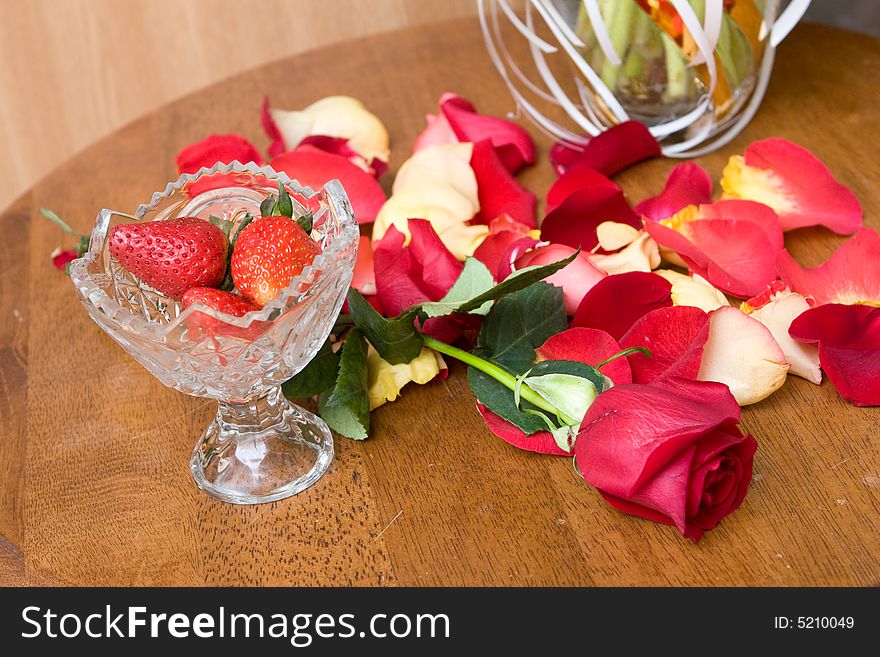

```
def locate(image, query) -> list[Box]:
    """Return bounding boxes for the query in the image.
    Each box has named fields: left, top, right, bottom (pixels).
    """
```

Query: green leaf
left=277, top=182, right=293, bottom=218
left=420, top=257, right=495, bottom=318
left=229, top=212, right=254, bottom=247
left=317, top=328, right=370, bottom=440
left=297, top=212, right=314, bottom=234
left=260, top=194, right=277, bottom=217
left=467, top=367, right=556, bottom=435
left=454, top=250, right=577, bottom=314
left=76, top=235, right=91, bottom=256
left=208, top=214, right=234, bottom=239
left=347, top=288, right=424, bottom=365
left=282, top=339, right=341, bottom=399
left=477, top=282, right=568, bottom=372
left=39, top=208, right=78, bottom=235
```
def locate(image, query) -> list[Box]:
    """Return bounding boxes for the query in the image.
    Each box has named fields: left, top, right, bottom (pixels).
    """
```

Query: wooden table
left=1, top=18, right=878, bottom=587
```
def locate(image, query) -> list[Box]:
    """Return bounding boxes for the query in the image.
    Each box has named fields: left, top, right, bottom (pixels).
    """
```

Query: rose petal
left=51, top=248, right=77, bottom=271
left=721, top=137, right=862, bottom=234
left=264, top=95, right=390, bottom=167
left=635, top=162, right=713, bottom=221
left=697, top=306, right=790, bottom=405
left=496, top=236, right=541, bottom=281
left=541, top=186, right=641, bottom=252
left=407, top=218, right=465, bottom=299
left=176, top=134, right=264, bottom=174
left=536, top=327, right=632, bottom=385
left=572, top=271, right=673, bottom=341
left=515, top=244, right=607, bottom=315
left=270, top=148, right=386, bottom=225
left=546, top=165, right=619, bottom=214
left=440, top=94, right=535, bottom=173
left=472, top=216, right=536, bottom=280
left=352, top=235, right=376, bottom=297
left=413, top=111, right=459, bottom=152
left=654, top=270, right=730, bottom=312
left=297, top=135, right=385, bottom=177
left=476, top=403, right=569, bottom=456
left=619, top=306, right=710, bottom=383
left=789, top=304, right=880, bottom=406
left=589, top=231, right=661, bottom=275
left=550, top=121, right=661, bottom=176
left=645, top=201, right=783, bottom=298
left=777, top=227, right=880, bottom=305
left=367, top=345, right=446, bottom=410
left=471, top=139, right=536, bottom=227
left=748, top=291, right=821, bottom=385
left=261, top=97, right=287, bottom=159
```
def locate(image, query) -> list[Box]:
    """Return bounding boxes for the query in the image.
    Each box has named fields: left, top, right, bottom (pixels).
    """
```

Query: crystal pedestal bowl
left=69, top=162, right=359, bottom=504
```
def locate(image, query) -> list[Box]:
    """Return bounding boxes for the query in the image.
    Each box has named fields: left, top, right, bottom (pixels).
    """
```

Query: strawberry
left=230, top=215, right=321, bottom=306
left=108, top=217, right=228, bottom=300
left=182, top=287, right=261, bottom=339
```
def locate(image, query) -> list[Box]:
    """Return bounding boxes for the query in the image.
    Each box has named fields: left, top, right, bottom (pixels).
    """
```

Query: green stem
left=421, top=335, right=578, bottom=425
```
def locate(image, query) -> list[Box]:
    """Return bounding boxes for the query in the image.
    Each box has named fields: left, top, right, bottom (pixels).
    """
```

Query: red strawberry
left=230, top=215, right=321, bottom=306
left=182, top=287, right=261, bottom=339
left=108, top=217, right=228, bottom=300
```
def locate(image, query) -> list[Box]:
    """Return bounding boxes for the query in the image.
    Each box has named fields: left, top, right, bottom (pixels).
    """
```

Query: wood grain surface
left=1, top=17, right=879, bottom=586
left=0, top=0, right=478, bottom=213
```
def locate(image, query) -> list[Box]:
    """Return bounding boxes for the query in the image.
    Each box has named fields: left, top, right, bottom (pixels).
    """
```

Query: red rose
left=575, top=377, right=757, bottom=542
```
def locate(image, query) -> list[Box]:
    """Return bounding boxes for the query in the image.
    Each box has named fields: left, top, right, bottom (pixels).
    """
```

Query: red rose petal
left=550, top=121, right=661, bottom=177
left=407, top=218, right=464, bottom=300
left=634, top=163, right=713, bottom=221
left=644, top=203, right=782, bottom=298
left=571, top=271, right=672, bottom=341
left=789, top=303, right=880, bottom=406
left=269, top=148, right=386, bottom=225
left=261, top=97, right=287, bottom=159
left=536, top=327, right=632, bottom=385
left=51, top=248, right=77, bottom=271
left=777, top=227, right=880, bottom=305
left=546, top=165, right=619, bottom=214
left=440, top=94, right=535, bottom=173
left=473, top=216, right=534, bottom=280
left=742, top=138, right=862, bottom=234
left=352, top=235, right=376, bottom=297
left=619, top=306, right=710, bottom=383
left=540, top=186, right=641, bottom=252
left=176, top=134, right=264, bottom=174
left=470, top=139, right=536, bottom=227
left=496, top=236, right=540, bottom=281
left=476, top=403, right=569, bottom=456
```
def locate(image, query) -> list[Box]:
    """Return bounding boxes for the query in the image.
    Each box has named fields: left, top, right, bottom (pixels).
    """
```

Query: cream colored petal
left=372, top=197, right=464, bottom=243
left=590, top=232, right=660, bottom=275
left=367, top=345, right=446, bottom=410
left=271, top=95, right=390, bottom=163
left=438, top=222, right=491, bottom=260
left=392, top=143, right=478, bottom=211
left=596, top=221, right=640, bottom=251
left=698, top=306, right=790, bottom=405
left=749, top=292, right=822, bottom=385
left=655, top=270, right=730, bottom=312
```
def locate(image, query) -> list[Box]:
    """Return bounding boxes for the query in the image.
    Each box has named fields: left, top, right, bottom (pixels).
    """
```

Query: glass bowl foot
left=189, top=387, right=333, bottom=504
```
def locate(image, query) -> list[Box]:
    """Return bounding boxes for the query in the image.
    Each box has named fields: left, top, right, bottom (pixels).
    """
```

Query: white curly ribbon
left=478, top=0, right=811, bottom=157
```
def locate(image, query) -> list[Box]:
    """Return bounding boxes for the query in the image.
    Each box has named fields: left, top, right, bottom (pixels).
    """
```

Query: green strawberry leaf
left=76, top=234, right=91, bottom=256
left=477, top=282, right=568, bottom=372
left=277, top=182, right=294, bottom=218
left=259, top=194, right=277, bottom=218
left=347, top=288, right=424, bottom=365
left=282, top=338, right=341, bottom=400
left=454, top=250, right=578, bottom=314
left=317, top=328, right=370, bottom=440
left=420, top=257, right=495, bottom=318
left=297, top=212, right=314, bottom=234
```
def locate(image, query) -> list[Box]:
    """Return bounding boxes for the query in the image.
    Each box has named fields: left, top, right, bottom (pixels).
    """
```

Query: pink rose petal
left=440, top=94, right=535, bottom=173
left=571, top=271, right=673, bottom=341
left=789, top=303, right=880, bottom=407
left=634, top=163, right=713, bottom=220
left=777, top=227, right=880, bottom=305
left=515, top=244, right=607, bottom=315
left=270, top=148, right=386, bottom=225
left=725, top=137, right=862, bottom=234
left=261, top=96, right=287, bottom=159
left=619, top=306, right=711, bottom=383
